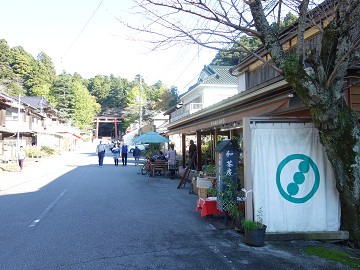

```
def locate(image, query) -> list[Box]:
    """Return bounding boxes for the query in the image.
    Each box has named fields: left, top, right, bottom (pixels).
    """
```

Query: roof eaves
left=230, top=0, right=337, bottom=74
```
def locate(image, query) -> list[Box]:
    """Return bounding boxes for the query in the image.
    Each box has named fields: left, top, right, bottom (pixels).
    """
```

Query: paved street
left=0, top=143, right=356, bottom=270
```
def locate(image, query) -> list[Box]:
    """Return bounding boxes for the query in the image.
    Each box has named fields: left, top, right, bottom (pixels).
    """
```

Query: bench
left=152, top=159, right=168, bottom=177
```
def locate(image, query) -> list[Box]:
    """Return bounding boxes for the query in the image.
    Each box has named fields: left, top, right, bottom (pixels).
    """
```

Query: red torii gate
left=93, top=116, right=122, bottom=140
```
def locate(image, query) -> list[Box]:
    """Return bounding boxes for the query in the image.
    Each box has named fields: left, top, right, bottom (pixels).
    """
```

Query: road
left=0, top=143, right=355, bottom=269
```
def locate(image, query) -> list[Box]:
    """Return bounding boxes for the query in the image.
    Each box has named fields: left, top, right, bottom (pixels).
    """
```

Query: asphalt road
left=0, top=143, right=357, bottom=270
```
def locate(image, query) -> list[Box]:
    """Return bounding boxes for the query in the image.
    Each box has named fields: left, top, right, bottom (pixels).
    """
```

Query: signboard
left=215, top=140, right=239, bottom=211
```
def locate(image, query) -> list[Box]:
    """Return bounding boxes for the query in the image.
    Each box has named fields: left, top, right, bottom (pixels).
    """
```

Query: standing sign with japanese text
left=215, top=140, right=239, bottom=211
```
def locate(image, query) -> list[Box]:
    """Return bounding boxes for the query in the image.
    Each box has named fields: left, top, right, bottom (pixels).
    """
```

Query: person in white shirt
left=167, top=144, right=177, bottom=179
left=96, top=141, right=106, bottom=167
left=17, top=146, right=26, bottom=172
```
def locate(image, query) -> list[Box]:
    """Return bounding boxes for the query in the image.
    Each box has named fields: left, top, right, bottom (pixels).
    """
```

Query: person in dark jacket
left=189, top=139, right=197, bottom=169
left=155, top=151, right=166, bottom=176
left=133, top=146, right=141, bottom=166
left=121, top=143, right=128, bottom=166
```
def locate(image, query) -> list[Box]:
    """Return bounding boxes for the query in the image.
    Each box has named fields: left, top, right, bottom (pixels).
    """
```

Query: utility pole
left=16, top=94, right=21, bottom=151
left=139, top=75, right=142, bottom=135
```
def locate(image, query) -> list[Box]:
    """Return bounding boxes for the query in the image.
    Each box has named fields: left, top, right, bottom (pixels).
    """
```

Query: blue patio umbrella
left=133, top=131, right=169, bottom=156
left=133, top=131, right=169, bottom=144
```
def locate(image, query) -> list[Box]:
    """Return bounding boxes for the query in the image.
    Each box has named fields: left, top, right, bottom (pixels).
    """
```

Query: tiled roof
left=0, top=91, right=15, bottom=104
left=200, top=65, right=237, bottom=85
left=13, top=96, right=51, bottom=110
left=181, top=65, right=237, bottom=97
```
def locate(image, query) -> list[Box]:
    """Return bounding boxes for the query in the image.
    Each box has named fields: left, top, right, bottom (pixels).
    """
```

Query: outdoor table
left=196, top=197, right=224, bottom=217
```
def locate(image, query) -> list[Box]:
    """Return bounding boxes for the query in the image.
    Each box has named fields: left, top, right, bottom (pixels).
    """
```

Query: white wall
left=203, top=85, right=238, bottom=108
left=181, top=85, right=237, bottom=108
left=123, top=129, right=139, bottom=145
left=238, top=73, right=246, bottom=93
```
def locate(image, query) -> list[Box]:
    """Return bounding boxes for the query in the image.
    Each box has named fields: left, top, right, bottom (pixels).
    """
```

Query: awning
left=57, top=132, right=82, bottom=139
left=5, top=127, right=33, bottom=134
left=0, top=126, right=15, bottom=134
left=167, top=95, right=291, bottom=135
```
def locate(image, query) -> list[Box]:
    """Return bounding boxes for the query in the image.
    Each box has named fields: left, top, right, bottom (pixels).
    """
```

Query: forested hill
left=0, top=38, right=179, bottom=131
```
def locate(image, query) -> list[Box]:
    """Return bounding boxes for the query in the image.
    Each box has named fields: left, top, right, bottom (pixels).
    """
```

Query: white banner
left=251, top=123, right=340, bottom=232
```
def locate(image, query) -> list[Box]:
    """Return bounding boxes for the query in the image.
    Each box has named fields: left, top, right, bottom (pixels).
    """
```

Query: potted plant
left=242, top=207, right=267, bottom=247
left=225, top=200, right=244, bottom=231
left=207, top=186, right=217, bottom=197
left=222, top=178, right=244, bottom=229
left=204, top=164, right=216, bottom=177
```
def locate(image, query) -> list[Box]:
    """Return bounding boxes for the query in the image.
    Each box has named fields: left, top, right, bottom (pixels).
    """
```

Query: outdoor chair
left=152, top=159, right=168, bottom=177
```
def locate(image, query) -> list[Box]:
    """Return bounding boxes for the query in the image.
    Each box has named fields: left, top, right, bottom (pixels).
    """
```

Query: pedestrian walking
left=111, top=143, right=120, bottom=166
left=96, top=140, right=106, bottom=167
left=121, top=142, right=128, bottom=166
left=167, top=144, right=177, bottom=179
left=133, top=145, right=141, bottom=166
left=17, top=146, right=26, bottom=172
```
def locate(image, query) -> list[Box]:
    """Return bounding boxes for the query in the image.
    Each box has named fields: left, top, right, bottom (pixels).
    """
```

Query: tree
left=87, top=75, right=111, bottom=106
left=124, top=75, right=149, bottom=126
left=129, top=0, right=360, bottom=245
left=72, top=78, right=101, bottom=130
left=24, top=52, right=56, bottom=98
left=105, top=75, right=129, bottom=110
left=151, top=81, right=179, bottom=111
left=11, top=46, right=33, bottom=79
left=211, top=36, right=262, bottom=66
left=270, top=11, right=298, bottom=32
left=50, top=73, right=100, bottom=130
left=50, top=72, right=76, bottom=117
left=0, top=39, right=20, bottom=95
left=0, top=39, right=15, bottom=81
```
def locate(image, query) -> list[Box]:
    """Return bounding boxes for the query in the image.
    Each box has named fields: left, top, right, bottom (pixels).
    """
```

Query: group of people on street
left=95, top=139, right=194, bottom=180
left=14, top=138, right=193, bottom=176
left=96, top=141, right=141, bottom=167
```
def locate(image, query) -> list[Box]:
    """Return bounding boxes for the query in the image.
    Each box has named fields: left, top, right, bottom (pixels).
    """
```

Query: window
left=5, top=108, right=19, bottom=120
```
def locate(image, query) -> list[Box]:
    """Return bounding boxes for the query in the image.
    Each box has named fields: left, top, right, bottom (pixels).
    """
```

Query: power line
left=62, top=0, right=104, bottom=60
left=170, top=1, right=220, bottom=92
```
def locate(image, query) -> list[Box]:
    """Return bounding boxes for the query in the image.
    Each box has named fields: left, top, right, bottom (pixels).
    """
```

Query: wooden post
left=196, top=131, right=201, bottom=171
left=96, top=118, right=99, bottom=139
left=182, top=134, right=186, bottom=168
left=243, top=117, right=253, bottom=220
left=114, top=118, right=118, bottom=140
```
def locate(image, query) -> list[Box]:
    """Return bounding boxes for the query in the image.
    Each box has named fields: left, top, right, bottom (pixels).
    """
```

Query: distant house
left=164, top=65, right=238, bottom=156
left=168, top=65, right=238, bottom=123
left=0, top=92, right=81, bottom=162
left=151, top=112, right=169, bottom=134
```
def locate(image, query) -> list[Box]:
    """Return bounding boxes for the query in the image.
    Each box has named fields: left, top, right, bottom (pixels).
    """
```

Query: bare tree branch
left=327, top=37, right=360, bottom=87
left=296, top=0, right=310, bottom=60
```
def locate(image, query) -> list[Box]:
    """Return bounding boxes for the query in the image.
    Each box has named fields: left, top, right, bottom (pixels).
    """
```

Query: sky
left=0, top=0, right=216, bottom=94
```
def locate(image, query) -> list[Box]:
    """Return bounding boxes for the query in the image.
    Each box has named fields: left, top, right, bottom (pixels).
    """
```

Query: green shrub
left=204, top=164, right=216, bottom=175
left=40, top=146, right=56, bottom=156
left=0, top=162, right=18, bottom=172
left=25, top=147, right=41, bottom=158
left=207, top=186, right=217, bottom=197
left=305, top=246, right=360, bottom=269
left=242, top=219, right=260, bottom=231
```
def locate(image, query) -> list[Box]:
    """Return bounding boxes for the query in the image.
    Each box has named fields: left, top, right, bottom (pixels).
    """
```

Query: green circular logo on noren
left=276, top=154, right=320, bottom=203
